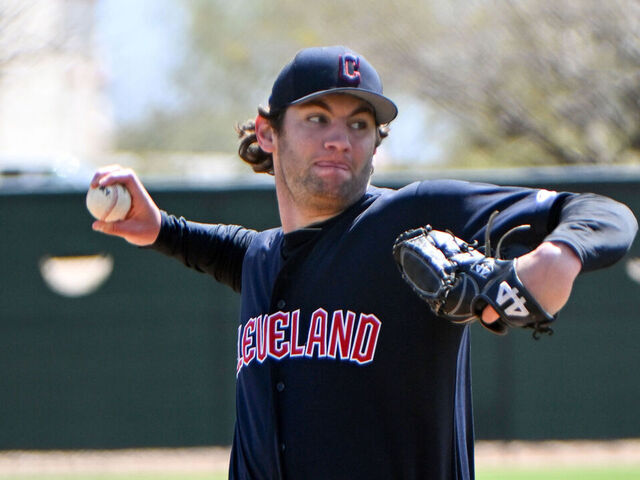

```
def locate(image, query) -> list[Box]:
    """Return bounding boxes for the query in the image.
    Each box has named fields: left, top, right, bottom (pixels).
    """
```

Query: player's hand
left=481, top=241, right=582, bottom=324
left=89, top=165, right=162, bottom=246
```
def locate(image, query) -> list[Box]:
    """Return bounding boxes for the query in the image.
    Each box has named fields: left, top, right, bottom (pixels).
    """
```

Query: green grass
left=1, top=469, right=639, bottom=480
left=477, top=467, right=640, bottom=480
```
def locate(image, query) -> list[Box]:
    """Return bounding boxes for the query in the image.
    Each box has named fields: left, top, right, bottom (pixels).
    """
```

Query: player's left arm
left=483, top=193, right=638, bottom=324
left=482, top=241, right=580, bottom=324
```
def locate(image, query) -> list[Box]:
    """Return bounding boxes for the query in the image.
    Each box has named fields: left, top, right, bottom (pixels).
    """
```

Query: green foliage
left=117, top=0, right=640, bottom=168
left=117, top=107, right=241, bottom=153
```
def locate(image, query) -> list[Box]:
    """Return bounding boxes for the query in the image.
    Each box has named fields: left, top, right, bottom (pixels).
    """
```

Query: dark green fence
left=0, top=167, right=638, bottom=449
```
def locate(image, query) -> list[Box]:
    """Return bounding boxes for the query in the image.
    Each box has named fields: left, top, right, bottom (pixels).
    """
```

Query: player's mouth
left=313, top=160, right=350, bottom=171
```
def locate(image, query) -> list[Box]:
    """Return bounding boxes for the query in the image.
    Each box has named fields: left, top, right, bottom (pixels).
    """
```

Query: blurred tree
left=0, top=1, right=42, bottom=70
left=0, top=0, right=84, bottom=72
left=119, top=0, right=640, bottom=167
left=118, top=0, right=294, bottom=153
left=0, top=0, right=113, bottom=163
left=365, top=0, right=640, bottom=167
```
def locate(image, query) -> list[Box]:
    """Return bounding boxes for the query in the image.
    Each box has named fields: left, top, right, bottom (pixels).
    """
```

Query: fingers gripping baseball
left=89, top=165, right=162, bottom=246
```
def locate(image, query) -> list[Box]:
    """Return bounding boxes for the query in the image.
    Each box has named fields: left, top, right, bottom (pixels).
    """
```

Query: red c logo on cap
left=339, top=54, right=361, bottom=86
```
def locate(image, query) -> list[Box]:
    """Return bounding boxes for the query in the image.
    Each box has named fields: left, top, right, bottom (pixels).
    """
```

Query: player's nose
left=323, top=123, right=352, bottom=152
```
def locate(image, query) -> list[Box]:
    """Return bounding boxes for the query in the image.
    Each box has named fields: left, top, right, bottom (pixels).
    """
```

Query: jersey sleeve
left=545, top=193, right=638, bottom=272
left=148, top=211, right=257, bottom=292
left=408, top=180, right=637, bottom=273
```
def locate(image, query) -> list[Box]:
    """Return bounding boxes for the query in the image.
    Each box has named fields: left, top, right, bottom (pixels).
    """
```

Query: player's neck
left=274, top=175, right=369, bottom=233
left=276, top=184, right=356, bottom=233
left=278, top=201, right=344, bottom=233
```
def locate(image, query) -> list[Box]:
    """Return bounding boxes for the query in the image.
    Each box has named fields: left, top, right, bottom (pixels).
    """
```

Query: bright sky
left=94, top=0, right=187, bottom=124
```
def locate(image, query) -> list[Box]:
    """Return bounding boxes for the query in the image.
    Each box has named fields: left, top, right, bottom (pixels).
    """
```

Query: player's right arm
left=153, top=213, right=255, bottom=292
left=90, top=164, right=162, bottom=246
left=89, top=165, right=256, bottom=292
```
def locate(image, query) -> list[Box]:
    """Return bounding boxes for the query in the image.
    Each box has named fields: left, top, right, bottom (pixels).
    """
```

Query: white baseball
left=86, top=184, right=132, bottom=222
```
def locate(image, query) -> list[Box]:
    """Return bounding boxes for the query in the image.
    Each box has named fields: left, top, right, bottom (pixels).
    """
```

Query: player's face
left=271, top=94, right=378, bottom=216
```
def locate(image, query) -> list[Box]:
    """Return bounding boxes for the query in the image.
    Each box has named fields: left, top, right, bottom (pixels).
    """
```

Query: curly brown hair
left=236, top=105, right=390, bottom=175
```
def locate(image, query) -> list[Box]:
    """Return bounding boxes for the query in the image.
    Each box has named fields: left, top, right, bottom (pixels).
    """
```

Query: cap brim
left=290, top=87, right=398, bottom=124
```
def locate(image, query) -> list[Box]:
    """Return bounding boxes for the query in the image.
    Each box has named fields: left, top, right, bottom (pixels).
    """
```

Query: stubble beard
left=277, top=136, right=373, bottom=213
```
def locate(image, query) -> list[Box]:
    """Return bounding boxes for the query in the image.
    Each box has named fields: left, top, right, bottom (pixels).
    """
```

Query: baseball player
left=90, top=46, right=638, bottom=480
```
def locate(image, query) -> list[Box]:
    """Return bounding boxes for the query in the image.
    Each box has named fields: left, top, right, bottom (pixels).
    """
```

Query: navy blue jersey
left=152, top=180, right=637, bottom=480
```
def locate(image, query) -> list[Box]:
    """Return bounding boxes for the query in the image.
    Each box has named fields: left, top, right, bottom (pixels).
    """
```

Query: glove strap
left=475, top=259, right=556, bottom=338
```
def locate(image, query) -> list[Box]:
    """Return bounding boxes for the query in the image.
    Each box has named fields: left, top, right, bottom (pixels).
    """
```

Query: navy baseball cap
left=268, top=45, right=398, bottom=124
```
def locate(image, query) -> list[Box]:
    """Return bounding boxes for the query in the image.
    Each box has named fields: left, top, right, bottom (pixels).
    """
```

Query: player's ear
left=255, top=114, right=275, bottom=153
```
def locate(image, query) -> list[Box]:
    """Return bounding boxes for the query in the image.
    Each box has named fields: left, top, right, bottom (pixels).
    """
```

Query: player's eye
left=350, top=118, right=373, bottom=131
left=307, top=114, right=328, bottom=124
